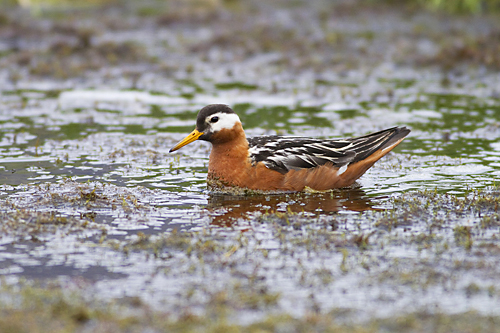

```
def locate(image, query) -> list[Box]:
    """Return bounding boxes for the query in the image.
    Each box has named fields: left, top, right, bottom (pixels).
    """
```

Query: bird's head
left=169, top=104, right=243, bottom=152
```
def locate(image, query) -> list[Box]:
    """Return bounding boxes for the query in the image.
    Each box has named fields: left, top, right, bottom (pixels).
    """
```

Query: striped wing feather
left=248, top=126, right=410, bottom=174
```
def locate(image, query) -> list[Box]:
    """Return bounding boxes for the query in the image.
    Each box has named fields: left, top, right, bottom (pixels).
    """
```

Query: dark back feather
left=248, top=127, right=410, bottom=174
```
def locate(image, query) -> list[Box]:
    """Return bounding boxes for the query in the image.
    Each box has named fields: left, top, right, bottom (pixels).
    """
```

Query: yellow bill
left=169, top=129, right=203, bottom=152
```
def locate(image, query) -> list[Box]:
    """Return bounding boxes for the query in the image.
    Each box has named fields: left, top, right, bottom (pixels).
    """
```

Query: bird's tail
left=337, top=126, right=411, bottom=186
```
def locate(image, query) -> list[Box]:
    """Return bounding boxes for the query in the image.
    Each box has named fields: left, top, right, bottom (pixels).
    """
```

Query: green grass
left=377, top=0, right=500, bottom=13
left=421, top=0, right=498, bottom=13
left=6, top=0, right=500, bottom=14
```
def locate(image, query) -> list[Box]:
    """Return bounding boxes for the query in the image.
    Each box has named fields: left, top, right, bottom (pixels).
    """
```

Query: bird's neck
left=208, top=125, right=251, bottom=187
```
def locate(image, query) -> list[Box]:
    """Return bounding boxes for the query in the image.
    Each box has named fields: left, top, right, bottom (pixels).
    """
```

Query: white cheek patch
left=209, top=113, right=241, bottom=132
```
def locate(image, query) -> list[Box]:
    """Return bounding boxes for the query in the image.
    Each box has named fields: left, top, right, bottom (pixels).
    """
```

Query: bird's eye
left=210, top=116, right=219, bottom=123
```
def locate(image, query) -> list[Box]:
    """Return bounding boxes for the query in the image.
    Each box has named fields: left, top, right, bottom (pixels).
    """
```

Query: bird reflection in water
left=206, top=187, right=379, bottom=227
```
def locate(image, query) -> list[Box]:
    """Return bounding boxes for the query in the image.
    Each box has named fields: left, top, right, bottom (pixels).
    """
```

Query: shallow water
left=1, top=1, right=500, bottom=323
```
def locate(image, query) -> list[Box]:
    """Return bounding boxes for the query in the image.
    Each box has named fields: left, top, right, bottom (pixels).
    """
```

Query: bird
left=169, top=104, right=410, bottom=192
